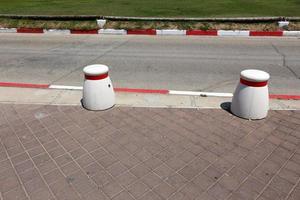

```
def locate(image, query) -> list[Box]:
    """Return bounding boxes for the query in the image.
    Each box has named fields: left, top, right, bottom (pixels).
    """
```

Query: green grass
left=0, top=0, right=299, bottom=17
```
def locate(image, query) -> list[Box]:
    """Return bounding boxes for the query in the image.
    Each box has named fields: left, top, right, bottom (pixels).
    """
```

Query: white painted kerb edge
left=49, top=85, right=83, bottom=90
left=99, top=29, right=127, bottom=35
left=0, top=28, right=17, bottom=33
left=218, top=30, right=250, bottom=37
left=157, top=29, right=186, bottom=35
left=169, top=90, right=233, bottom=97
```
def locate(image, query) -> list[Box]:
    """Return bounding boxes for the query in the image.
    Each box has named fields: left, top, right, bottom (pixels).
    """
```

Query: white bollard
left=231, top=69, right=270, bottom=120
left=82, top=64, right=115, bottom=111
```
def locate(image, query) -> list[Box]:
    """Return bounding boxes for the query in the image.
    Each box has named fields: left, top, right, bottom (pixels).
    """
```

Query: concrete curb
left=1, top=28, right=300, bottom=37
left=0, top=81, right=299, bottom=100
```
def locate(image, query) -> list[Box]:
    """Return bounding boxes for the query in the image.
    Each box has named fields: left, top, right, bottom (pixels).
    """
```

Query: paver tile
left=2, top=186, right=27, bottom=200
left=141, top=172, right=163, bottom=189
left=1, top=104, right=299, bottom=200
left=115, top=171, right=138, bottom=188
left=102, top=181, right=123, bottom=199
left=112, top=190, right=134, bottom=200
left=153, top=182, right=176, bottom=199
left=128, top=180, right=150, bottom=199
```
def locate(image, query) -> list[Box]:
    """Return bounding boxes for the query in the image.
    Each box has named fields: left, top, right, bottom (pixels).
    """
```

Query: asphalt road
left=0, top=34, right=299, bottom=94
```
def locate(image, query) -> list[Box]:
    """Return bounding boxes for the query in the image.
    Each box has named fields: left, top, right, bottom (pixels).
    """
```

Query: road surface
left=0, top=34, right=299, bottom=94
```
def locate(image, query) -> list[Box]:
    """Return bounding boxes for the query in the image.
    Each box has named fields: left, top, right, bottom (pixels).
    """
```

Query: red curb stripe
left=186, top=30, right=218, bottom=36
left=70, top=29, right=98, bottom=34
left=250, top=31, right=283, bottom=37
left=0, top=82, right=49, bottom=89
left=269, top=94, right=300, bottom=100
left=17, top=28, right=43, bottom=33
left=127, top=29, right=156, bottom=35
left=0, top=81, right=300, bottom=100
left=114, top=88, right=169, bottom=94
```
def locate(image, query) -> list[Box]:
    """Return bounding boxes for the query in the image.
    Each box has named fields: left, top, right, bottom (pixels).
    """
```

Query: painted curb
left=0, top=28, right=17, bottom=33
left=17, top=28, right=44, bottom=33
left=70, top=29, right=98, bottom=34
left=186, top=30, right=218, bottom=36
left=0, top=81, right=299, bottom=100
left=156, top=29, right=186, bottom=35
left=0, top=82, right=49, bottom=89
left=1, top=28, right=299, bottom=37
left=99, top=29, right=127, bottom=35
left=127, top=29, right=156, bottom=35
left=250, top=31, right=283, bottom=36
left=44, top=29, right=71, bottom=34
left=218, top=30, right=250, bottom=37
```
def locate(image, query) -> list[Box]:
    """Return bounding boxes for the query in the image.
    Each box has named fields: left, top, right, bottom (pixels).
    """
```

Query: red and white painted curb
left=0, top=81, right=299, bottom=100
left=0, top=28, right=300, bottom=37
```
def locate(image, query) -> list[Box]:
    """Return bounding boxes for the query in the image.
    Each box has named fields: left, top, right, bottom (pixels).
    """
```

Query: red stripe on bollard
left=85, top=73, right=108, bottom=80
left=186, top=30, right=218, bottom=36
left=240, top=78, right=268, bottom=87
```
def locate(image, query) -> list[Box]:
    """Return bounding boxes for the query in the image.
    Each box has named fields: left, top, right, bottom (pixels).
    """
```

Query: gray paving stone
left=0, top=104, right=299, bottom=200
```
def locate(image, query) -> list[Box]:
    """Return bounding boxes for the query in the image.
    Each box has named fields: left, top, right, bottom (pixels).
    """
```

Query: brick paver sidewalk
left=0, top=103, right=299, bottom=200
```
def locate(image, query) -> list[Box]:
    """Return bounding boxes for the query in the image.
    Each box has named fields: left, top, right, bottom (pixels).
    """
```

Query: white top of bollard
left=83, top=64, right=109, bottom=76
left=240, top=69, right=270, bottom=82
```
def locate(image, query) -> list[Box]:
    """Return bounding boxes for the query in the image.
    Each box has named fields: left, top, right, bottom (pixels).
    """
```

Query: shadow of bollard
left=220, top=102, right=232, bottom=114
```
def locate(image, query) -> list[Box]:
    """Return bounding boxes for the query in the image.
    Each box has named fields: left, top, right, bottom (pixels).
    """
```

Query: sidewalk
left=0, top=103, right=299, bottom=200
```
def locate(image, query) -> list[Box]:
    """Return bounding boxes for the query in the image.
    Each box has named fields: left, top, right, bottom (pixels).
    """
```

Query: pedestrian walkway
left=0, top=103, right=299, bottom=200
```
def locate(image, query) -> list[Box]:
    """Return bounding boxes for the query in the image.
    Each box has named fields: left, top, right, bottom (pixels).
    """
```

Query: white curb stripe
left=0, top=28, right=17, bottom=33
left=49, top=85, right=83, bottom=90
left=43, top=29, right=71, bottom=34
left=283, top=31, right=300, bottom=37
left=218, top=30, right=250, bottom=37
left=156, top=29, right=186, bottom=35
left=169, top=90, right=233, bottom=97
left=99, top=29, right=127, bottom=35
left=49, top=84, right=234, bottom=97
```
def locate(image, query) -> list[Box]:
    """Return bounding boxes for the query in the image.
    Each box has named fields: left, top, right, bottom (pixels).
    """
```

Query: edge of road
left=0, top=81, right=299, bottom=101
left=0, top=85, right=299, bottom=110
left=1, top=27, right=300, bottom=37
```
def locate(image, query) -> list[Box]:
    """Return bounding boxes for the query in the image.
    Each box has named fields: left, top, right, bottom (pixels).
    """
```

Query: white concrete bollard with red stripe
left=231, top=69, right=270, bottom=120
left=82, top=64, right=115, bottom=110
